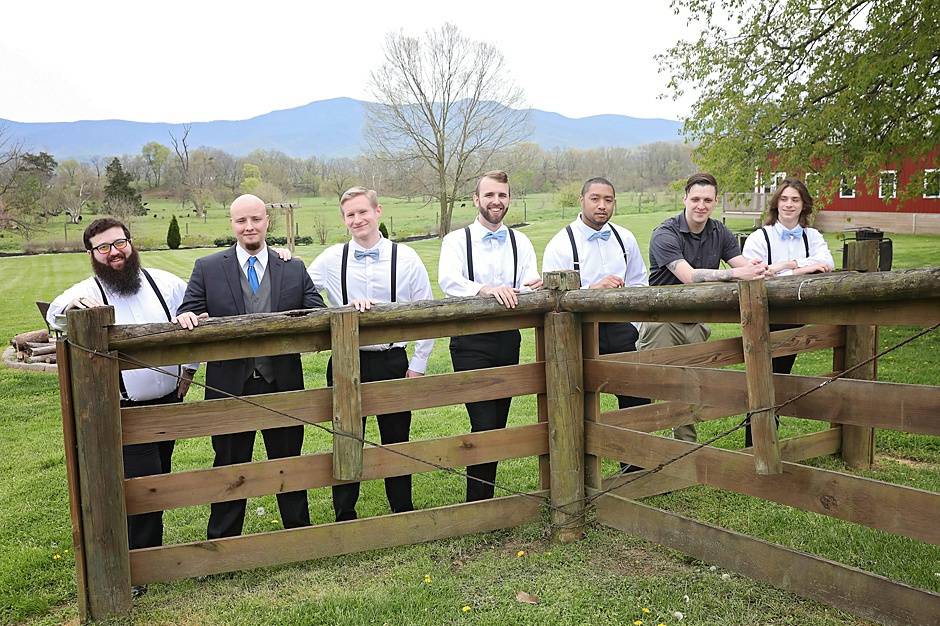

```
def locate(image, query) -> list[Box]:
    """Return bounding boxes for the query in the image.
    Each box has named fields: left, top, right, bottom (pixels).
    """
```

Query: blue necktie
left=781, top=226, right=804, bottom=240
left=354, top=248, right=379, bottom=261
left=247, top=256, right=260, bottom=294
left=588, top=230, right=611, bottom=242
left=482, top=230, right=507, bottom=244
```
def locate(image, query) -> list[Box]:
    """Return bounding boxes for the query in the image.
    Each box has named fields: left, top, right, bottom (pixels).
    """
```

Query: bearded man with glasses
left=46, top=217, right=199, bottom=599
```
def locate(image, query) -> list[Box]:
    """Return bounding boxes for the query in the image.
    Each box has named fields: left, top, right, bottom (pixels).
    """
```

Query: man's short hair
left=581, top=177, right=616, bottom=197
left=339, top=186, right=379, bottom=211
left=83, top=218, right=131, bottom=251
left=474, top=170, right=511, bottom=196
left=684, top=172, right=718, bottom=195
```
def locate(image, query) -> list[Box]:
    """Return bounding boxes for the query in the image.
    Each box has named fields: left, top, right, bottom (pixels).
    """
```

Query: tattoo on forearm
left=690, top=268, right=733, bottom=283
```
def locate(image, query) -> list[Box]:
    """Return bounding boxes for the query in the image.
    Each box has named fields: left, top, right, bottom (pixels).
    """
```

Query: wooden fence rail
left=57, top=268, right=940, bottom=624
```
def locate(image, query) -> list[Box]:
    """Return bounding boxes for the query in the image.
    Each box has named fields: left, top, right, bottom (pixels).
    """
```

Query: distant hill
left=0, top=97, right=683, bottom=159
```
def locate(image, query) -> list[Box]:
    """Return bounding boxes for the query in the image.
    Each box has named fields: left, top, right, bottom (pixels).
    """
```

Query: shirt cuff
left=408, top=355, right=428, bottom=374
left=795, top=258, right=812, bottom=268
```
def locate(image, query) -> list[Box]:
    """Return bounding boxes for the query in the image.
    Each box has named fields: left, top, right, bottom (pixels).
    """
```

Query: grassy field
left=0, top=200, right=938, bottom=625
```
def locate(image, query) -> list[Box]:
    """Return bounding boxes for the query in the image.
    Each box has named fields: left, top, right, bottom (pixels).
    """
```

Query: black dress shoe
left=335, top=511, right=358, bottom=522
left=132, top=585, right=148, bottom=599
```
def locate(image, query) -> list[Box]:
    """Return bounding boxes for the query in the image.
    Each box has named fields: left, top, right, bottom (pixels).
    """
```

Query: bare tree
left=323, top=158, right=357, bottom=202
left=312, top=214, right=330, bottom=245
left=366, top=23, right=529, bottom=236
left=169, top=125, right=208, bottom=218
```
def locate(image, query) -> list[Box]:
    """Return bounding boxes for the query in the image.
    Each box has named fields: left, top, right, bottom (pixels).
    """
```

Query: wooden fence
left=57, top=240, right=940, bottom=624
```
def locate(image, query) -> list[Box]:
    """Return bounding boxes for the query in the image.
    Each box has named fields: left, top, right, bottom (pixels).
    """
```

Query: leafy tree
left=166, top=214, right=181, bottom=249
left=141, top=141, right=171, bottom=188
left=104, top=157, right=144, bottom=216
left=660, top=0, right=940, bottom=197
left=366, top=23, right=529, bottom=237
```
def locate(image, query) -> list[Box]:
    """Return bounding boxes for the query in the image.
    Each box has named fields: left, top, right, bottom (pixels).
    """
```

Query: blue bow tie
left=781, top=226, right=804, bottom=240
left=588, top=230, right=611, bottom=242
left=482, top=229, right=507, bottom=244
left=354, top=248, right=379, bottom=261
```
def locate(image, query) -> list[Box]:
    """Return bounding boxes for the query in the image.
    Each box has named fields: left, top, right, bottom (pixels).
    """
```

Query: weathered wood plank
left=594, top=493, right=940, bottom=626
left=122, top=363, right=546, bottom=444
left=584, top=361, right=940, bottom=436
left=597, top=324, right=842, bottom=366
left=331, top=311, right=363, bottom=481
left=841, top=240, right=880, bottom=469
left=543, top=291, right=585, bottom=542
left=66, top=306, right=131, bottom=619
left=126, top=423, right=548, bottom=514
left=599, top=402, right=733, bottom=432
left=130, top=491, right=547, bottom=584
left=598, top=427, right=841, bottom=499
left=582, top=321, right=602, bottom=490
left=738, top=279, right=782, bottom=474
left=55, top=338, right=89, bottom=621
left=586, top=422, right=940, bottom=544
left=359, top=313, right=543, bottom=346
left=535, top=327, right=550, bottom=490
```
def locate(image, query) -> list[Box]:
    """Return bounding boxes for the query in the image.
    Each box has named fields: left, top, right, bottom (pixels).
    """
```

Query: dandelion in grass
left=462, top=605, right=471, bottom=612
left=52, top=553, right=61, bottom=560
left=516, top=550, right=526, bottom=557
left=634, top=621, right=643, bottom=625
left=424, top=575, right=432, bottom=584
left=642, top=607, right=651, bottom=614
left=255, top=506, right=266, bottom=516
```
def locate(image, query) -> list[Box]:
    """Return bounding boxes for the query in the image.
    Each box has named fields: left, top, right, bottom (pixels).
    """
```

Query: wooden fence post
left=331, top=310, right=363, bottom=481
left=738, top=280, right=782, bottom=474
left=65, top=306, right=131, bottom=619
left=543, top=270, right=585, bottom=542
left=582, top=321, right=602, bottom=489
left=535, top=326, right=551, bottom=489
left=841, top=240, right=880, bottom=469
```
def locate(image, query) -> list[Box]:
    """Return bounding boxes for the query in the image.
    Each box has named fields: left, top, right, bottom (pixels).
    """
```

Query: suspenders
left=760, top=227, right=809, bottom=265
left=340, top=241, right=399, bottom=305
left=94, top=269, right=176, bottom=399
left=565, top=224, right=628, bottom=274
left=464, top=226, right=519, bottom=288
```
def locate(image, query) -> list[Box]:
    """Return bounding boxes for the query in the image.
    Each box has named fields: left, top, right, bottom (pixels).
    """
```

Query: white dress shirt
left=307, top=236, right=435, bottom=373
left=438, top=219, right=540, bottom=297
left=543, top=216, right=648, bottom=288
left=235, top=243, right=268, bottom=283
left=47, top=268, right=198, bottom=401
left=741, top=223, right=834, bottom=275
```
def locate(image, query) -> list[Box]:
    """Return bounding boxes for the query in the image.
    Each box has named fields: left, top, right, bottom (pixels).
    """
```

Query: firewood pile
left=11, top=329, right=56, bottom=364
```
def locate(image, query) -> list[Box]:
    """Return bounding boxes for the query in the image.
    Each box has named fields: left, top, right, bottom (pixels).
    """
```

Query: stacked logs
left=11, top=330, right=56, bottom=364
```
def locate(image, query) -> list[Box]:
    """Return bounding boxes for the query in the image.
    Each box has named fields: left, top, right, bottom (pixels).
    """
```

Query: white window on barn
left=924, top=169, right=940, bottom=198
left=839, top=176, right=856, bottom=199
left=878, top=170, right=897, bottom=199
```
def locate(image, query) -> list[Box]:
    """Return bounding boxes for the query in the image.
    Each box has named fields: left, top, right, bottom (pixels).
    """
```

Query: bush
left=166, top=215, right=181, bottom=249
left=213, top=235, right=313, bottom=247
left=379, top=222, right=389, bottom=238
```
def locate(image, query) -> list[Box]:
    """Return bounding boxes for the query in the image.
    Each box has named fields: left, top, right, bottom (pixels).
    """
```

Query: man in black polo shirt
left=639, top=172, right=767, bottom=442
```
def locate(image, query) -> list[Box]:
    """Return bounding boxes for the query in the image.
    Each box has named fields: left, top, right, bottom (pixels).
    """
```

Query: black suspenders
left=95, top=269, right=176, bottom=399
left=760, top=227, right=810, bottom=265
left=565, top=225, right=628, bottom=273
left=464, top=226, right=518, bottom=288
left=340, top=241, right=399, bottom=306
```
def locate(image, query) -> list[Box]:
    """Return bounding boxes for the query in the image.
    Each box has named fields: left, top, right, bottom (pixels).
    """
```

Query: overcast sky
left=2, top=0, right=696, bottom=124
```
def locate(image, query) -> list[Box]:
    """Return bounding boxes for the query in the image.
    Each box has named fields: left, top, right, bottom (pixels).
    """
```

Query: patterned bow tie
left=354, top=248, right=379, bottom=261
left=781, top=226, right=804, bottom=240
left=588, top=229, right=611, bottom=242
left=482, top=230, right=507, bottom=243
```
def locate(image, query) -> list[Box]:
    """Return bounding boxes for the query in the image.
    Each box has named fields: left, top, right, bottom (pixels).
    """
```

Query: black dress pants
left=450, top=330, right=522, bottom=502
left=598, top=323, right=651, bottom=471
left=327, top=348, right=413, bottom=521
left=207, top=376, right=309, bottom=539
left=743, top=323, right=802, bottom=447
left=121, top=390, right=180, bottom=550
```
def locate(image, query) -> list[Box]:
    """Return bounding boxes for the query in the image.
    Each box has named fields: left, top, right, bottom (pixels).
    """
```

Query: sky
left=1, top=0, right=697, bottom=124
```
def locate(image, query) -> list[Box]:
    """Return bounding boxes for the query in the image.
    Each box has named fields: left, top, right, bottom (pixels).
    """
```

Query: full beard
left=478, top=205, right=508, bottom=226
left=92, top=248, right=143, bottom=296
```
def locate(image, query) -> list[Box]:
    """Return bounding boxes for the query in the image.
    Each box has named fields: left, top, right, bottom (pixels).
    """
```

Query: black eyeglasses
left=90, top=238, right=131, bottom=254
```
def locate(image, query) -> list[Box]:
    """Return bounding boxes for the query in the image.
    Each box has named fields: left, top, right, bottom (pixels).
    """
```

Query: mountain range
left=0, top=97, right=684, bottom=159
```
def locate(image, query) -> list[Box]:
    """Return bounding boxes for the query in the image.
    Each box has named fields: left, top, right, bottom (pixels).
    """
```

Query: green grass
left=1, top=199, right=938, bottom=625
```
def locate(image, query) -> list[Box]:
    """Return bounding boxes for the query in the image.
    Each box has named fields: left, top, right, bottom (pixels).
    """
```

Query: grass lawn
left=0, top=200, right=938, bottom=625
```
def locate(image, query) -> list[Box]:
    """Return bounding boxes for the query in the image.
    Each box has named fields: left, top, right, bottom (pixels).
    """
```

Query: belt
left=250, top=370, right=264, bottom=379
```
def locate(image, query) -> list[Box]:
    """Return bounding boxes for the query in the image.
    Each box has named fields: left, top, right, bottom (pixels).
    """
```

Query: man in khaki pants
left=639, top=173, right=767, bottom=441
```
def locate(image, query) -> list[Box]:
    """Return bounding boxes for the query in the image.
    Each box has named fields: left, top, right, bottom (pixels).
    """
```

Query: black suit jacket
left=178, top=246, right=325, bottom=399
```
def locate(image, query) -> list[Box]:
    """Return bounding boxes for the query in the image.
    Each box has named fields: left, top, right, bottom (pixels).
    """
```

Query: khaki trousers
left=636, top=321, right=711, bottom=442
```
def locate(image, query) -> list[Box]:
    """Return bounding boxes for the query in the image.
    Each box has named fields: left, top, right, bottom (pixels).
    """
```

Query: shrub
left=166, top=215, right=181, bottom=249
left=379, top=222, right=389, bottom=238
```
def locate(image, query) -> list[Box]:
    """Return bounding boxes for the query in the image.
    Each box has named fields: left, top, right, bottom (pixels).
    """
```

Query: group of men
left=48, top=169, right=767, bottom=595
